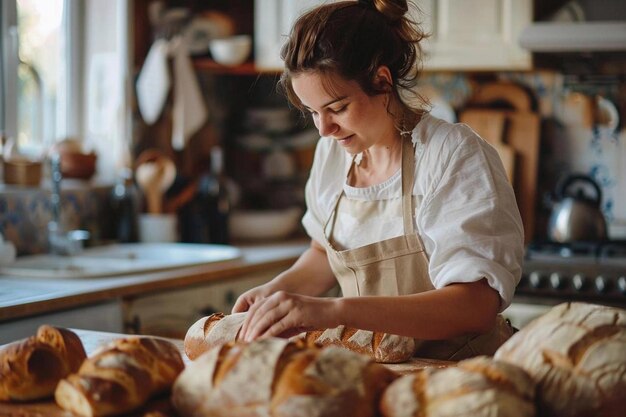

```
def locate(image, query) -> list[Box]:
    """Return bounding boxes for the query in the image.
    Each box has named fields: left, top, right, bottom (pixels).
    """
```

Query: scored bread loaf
left=380, top=356, right=536, bottom=417
left=0, top=325, right=87, bottom=401
left=173, top=337, right=397, bottom=417
left=55, top=336, right=184, bottom=417
left=184, top=312, right=246, bottom=360
left=494, top=302, right=626, bottom=417
left=303, top=325, right=416, bottom=363
left=184, top=312, right=416, bottom=363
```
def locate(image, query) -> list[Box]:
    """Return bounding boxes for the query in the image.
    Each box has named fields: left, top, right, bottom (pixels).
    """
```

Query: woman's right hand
left=231, top=283, right=275, bottom=313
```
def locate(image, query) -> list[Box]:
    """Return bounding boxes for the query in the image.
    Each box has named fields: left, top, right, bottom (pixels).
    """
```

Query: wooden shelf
left=192, top=59, right=281, bottom=76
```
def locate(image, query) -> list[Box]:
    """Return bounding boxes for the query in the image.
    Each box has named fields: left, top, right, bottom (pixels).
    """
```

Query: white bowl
left=229, top=207, right=303, bottom=241
left=209, top=35, right=251, bottom=66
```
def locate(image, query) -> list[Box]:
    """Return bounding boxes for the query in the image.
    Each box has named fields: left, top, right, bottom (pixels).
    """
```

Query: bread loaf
left=303, top=325, right=416, bottom=363
left=0, top=325, right=87, bottom=401
left=494, top=302, right=626, bottom=417
left=184, top=312, right=246, bottom=360
left=184, top=312, right=416, bottom=363
left=55, top=336, right=184, bottom=417
left=380, top=356, right=536, bottom=417
left=173, top=337, right=397, bottom=417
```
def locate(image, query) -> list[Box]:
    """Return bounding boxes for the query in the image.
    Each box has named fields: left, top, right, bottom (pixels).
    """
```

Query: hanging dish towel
left=171, top=36, right=208, bottom=150
left=136, top=38, right=171, bottom=124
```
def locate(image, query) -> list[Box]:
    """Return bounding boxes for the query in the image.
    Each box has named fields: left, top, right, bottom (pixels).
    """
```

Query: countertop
left=0, top=240, right=309, bottom=323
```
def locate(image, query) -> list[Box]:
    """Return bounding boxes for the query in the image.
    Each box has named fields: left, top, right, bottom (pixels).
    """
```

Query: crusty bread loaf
left=173, top=337, right=397, bottom=417
left=380, top=356, right=536, bottom=417
left=0, top=325, right=87, bottom=401
left=184, top=312, right=415, bottom=363
left=303, top=325, right=416, bottom=363
left=494, top=302, right=626, bottom=417
left=184, top=312, right=246, bottom=360
left=54, top=336, right=184, bottom=417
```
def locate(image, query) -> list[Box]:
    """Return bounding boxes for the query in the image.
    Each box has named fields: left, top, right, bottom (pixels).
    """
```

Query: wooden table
left=0, top=329, right=453, bottom=416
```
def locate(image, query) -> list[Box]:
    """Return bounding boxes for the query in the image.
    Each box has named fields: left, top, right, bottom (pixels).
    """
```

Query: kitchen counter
left=0, top=240, right=309, bottom=323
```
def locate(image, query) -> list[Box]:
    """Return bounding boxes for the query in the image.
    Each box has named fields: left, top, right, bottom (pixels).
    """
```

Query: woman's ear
left=374, top=66, right=393, bottom=91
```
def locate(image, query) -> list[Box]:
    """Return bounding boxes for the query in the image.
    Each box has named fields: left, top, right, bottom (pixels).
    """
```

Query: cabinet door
left=414, top=0, right=532, bottom=70
left=255, top=0, right=329, bottom=70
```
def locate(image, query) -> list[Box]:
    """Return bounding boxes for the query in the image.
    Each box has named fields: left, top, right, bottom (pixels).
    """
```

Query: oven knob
left=549, top=272, right=565, bottom=290
left=528, top=271, right=545, bottom=288
left=595, top=275, right=610, bottom=293
left=617, top=276, right=626, bottom=294
left=572, top=274, right=588, bottom=292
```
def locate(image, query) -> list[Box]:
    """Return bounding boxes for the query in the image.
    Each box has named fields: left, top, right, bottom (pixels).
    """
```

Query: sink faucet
left=48, top=154, right=90, bottom=255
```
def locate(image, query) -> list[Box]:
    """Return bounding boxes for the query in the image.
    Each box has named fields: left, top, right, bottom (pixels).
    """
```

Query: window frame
left=1, top=0, right=82, bottom=148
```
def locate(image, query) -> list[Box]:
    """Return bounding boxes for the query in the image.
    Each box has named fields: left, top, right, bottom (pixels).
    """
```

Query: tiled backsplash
left=0, top=183, right=113, bottom=256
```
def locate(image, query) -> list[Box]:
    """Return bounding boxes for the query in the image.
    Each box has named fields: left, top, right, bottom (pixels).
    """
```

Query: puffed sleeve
left=418, top=126, right=524, bottom=311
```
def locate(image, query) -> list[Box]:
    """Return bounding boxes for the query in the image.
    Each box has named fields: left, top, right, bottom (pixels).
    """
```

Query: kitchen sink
left=0, top=243, right=242, bottom=278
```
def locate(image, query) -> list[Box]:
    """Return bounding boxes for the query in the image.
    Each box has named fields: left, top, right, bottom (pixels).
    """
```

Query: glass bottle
left=198, top=146, right=230, bottom=244
left=111, top=168, right=140, bottom=243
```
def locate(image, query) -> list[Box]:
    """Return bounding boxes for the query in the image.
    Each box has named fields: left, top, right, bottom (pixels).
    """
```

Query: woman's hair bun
left=367, top=0, right=409, bottom=23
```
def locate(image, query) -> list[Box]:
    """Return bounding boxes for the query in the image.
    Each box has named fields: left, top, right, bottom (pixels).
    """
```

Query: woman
left=233, top=0, right=524, bottom=360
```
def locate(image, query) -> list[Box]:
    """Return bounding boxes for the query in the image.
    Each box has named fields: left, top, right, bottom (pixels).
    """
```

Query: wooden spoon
left=135, top=156, right=176, bottom=214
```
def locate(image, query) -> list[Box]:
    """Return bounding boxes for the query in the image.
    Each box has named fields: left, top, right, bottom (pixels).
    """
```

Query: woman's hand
left=239, top=291, right=339, bottom=341
left=231, top=283, right=275, bottom=313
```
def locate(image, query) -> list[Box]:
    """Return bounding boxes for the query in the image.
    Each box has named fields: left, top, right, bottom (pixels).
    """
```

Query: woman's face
left=291, top=70, right=396, bottom=154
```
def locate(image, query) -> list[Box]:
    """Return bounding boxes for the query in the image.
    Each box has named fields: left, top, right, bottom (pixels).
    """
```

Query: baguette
left=494, top=302, right=626, bottom=417
left=184, top=312, right=416, bottom=363
left=173, top=337, right=397, bottom=417
left=55, top=336, right=184, bottom=417
left=0, top=325, right=87, bottom=401
left=380, top=356, right=535, bottom=417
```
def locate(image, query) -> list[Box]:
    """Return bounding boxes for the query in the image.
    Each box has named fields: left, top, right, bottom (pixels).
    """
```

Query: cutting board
left=459, top=109, right=516, bottom=183
left=0, top=329, right=453, bottom=416
left=462, top=82, right=541, bottom=243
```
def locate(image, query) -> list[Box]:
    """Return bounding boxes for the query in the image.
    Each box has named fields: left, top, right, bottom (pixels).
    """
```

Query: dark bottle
left=111, top=168, right=140, bottom=242
left=198, top=146, right=230, bottom=244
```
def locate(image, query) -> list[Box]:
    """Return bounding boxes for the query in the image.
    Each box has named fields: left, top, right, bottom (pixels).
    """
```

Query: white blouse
left=302, top=113, right=524, bottom=310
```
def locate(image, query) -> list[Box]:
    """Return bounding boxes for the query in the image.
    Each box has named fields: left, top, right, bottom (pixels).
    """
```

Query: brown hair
left=278, top=0, right=428, bottom=129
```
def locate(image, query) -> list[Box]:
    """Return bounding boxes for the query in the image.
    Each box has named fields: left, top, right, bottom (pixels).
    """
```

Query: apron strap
left=401, top=136, right=416, bottom=235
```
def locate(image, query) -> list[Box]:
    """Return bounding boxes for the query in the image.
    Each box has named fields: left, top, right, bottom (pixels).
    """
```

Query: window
left=2, top=0, right=80, bottom=159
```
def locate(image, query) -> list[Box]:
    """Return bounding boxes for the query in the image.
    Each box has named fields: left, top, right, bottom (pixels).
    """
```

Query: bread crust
left=0, top=325, right=87, bottom=401
left=54, top=336, right=184, bottom=417
left=380, top=356, right=536, bottom=417
left=494, top=302, right=626, bottom=417
left=173, top=338, right=398, bottom=417
left=184, top=312, right=416, bottom=363
left=184, top=312, right=246, bottom=360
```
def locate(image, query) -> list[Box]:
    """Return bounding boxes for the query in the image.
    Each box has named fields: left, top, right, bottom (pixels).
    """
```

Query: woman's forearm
left=333, top=279, right=501, bottom=340
left=266, top=239, right=338, bottom=296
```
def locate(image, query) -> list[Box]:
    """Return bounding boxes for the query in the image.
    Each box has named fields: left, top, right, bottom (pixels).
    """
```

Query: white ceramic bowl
left=209, top=35, right=251, bottom=66
left=229, top=207, right=303, bottom=241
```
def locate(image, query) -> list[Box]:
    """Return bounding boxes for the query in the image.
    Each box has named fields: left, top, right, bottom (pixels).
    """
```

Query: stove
left=516, top=241, right=626, bottom=308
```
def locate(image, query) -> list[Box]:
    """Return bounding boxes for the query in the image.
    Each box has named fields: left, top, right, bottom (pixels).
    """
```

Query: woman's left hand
left=239, top=291, right=339, bottom=342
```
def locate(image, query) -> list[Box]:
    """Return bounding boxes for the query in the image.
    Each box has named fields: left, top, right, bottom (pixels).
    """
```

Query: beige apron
left=322, top=136, right=513, bottom=361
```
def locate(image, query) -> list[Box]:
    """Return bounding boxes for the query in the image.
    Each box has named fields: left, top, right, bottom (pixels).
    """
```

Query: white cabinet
left=122, top=268, right=285, bottom=338
left=415, top=0, right=532, bottom=70
left=0, top=301, right=124, bottom=345
left=254, top=0, right=531, bottom=71
left=254, top=0, right=328, bottom=70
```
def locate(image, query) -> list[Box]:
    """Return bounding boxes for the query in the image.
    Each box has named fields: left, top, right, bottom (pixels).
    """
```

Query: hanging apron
left=322, top=137, right=514, bottom=361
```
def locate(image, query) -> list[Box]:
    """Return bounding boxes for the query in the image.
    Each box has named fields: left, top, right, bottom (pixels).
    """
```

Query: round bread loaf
left=173, top=337, right=397, bottom=417
left=494, top=302, right=626, bottom=417
left=380, top=356, right=535, bottom=417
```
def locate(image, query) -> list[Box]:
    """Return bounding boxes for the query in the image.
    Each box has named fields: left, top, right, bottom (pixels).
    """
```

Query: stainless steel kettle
left=547, top=174, right=607, bottom=242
